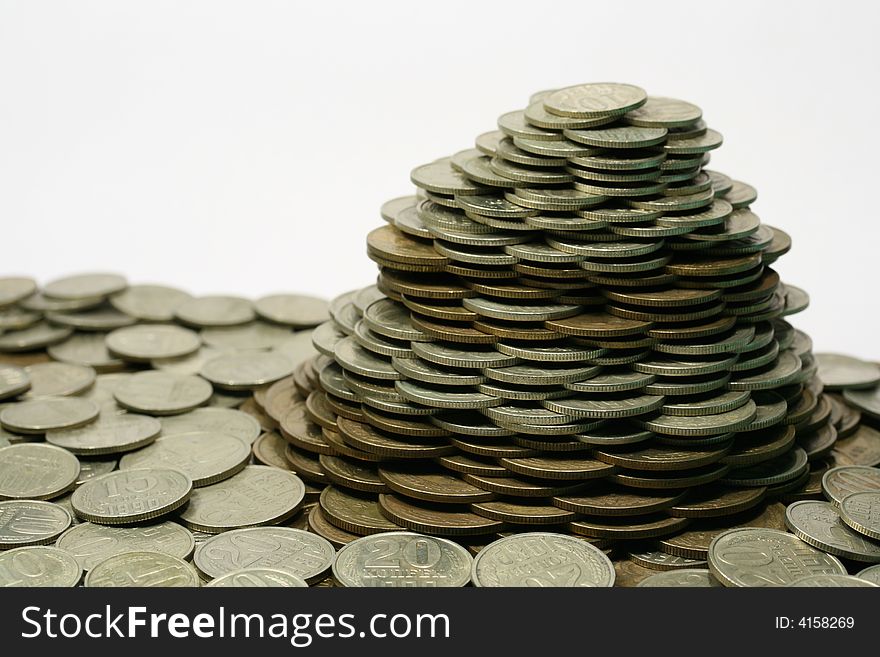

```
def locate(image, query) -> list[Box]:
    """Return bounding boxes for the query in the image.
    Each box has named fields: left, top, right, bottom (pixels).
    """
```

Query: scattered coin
left=206, top=567, right=308, bottom=587
left=0, top=545, right=82, bottom=587
left=55, top=520, right=194, bottom=570
left=84, top=551, right=200, bottom=587
left=113, top=371, right=212, bottom=415
left=0, top=443, right=80, bottom=499
left=0, top=499, right=72, bottom=547
left=46, top=413, right=161, bottom=455
left=71, top=468, right=193, bottom=524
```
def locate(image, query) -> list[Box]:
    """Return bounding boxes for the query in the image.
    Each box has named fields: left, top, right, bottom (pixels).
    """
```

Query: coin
left=178, top=465, right=305, bottom=532
left=160, top=407, right=262, bottom=445
left=200, top=321, right=293, bottom=351
left=815, top=353, right=880, bottom=390
left=0, top=443, right=80, bottom=499
left=0, top=545, right=82, bottom=587
left=47, top=332, right=126, bottom=372
left=784, top=500, right=880, bottom=562
left=44, top=273, right=127, bottom=301
left=838, top=491, right=880, bottom=540
left=0, top=500, right=72, bottom=547
left=856, top=564, right=880, bottom=584
left=333, top=532, right=473, bottom=587
left=206, top=568, right=308, bottom=587
left=47, top=413, right=161, bottom=455
left=85, top=551, right=200, bottom=587
left=544, top=83, right=647, bottom=119
left=787, top=574, right=879, bottom=587
left=194, top=527, right=334, bottom=583
left=472, top=532, right=615, bottom=586
left=119, top=431, right=250, bottom=486
left=822, top=465, right=880, bottom=505
left=637, top=569, right=720, bottom=587
left=0, top=322, right=73, bottom=352
left=201, top=351, right=294, bottom=390
left=255, top=294, right=330, bottom=328
left=71, top=468, right=192, bottom=524
left=109, top=284, right=192, bottom=321
left=175, top=295, right=255, bottom=327
left=106, top=324, right=201, bottom=362
left=0, top=277, right=37, bottom=307
left=55, top=520, right=194, bottom=570
left=0, top=364, right=31, bottom=400
left=113, top=371, right=212, bottom=415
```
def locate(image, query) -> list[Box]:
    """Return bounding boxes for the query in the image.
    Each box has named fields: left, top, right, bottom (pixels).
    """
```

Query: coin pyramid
left=288, top=82, right=838, bottom=547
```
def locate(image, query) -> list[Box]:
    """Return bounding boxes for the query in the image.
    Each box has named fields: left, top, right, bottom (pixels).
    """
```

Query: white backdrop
left=1, top=0, right=877, bottom=357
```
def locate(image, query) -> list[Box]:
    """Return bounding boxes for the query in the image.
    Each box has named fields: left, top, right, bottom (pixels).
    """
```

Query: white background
left=1, top=1, right=877, bottom=357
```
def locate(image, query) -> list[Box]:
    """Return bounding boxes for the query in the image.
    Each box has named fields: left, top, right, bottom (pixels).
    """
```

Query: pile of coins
left=1, top=83, right=880, bottom=587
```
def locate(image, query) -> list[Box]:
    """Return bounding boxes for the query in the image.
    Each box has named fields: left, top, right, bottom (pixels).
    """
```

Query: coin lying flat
left=200, top=351, right=294, bottom=390
left=815, top=353, right=880, bottom=390
left=0, top=545, right=82, bottom=587
left=119, top=431, right=250, bottom=486
left=178, top=465, right=305, bottom=532
left=637, top=569, right=721, bottom=587
left=0, top=364, right=31, bottom=400
left=46, top=413, right=161, bottom=455
left=55, top=520, right=194, bottom=570
left=837, top=491, right=880, bottom=541
left=44, top=273, right=127, bottom=301
left=708, top=527, right=846, bottom=586
left=255, top=294, right=330, bottom=328
left=0, top=397, right=99, bottom=434
left=84, top=551, right=200, bottom=587
left=109, top=284, right=193, bottom=321
left=22, top=362, right=95, bottom=398
left=821, top=465, right=880, bottom=505
left=333, top=532, right=473, bottom=587
left=206, top=568, right=308, bottom=587
left=0, top=500, right=72, bottom=547
left=106, top=324, right=201, bottom=362
left=175, top=295, right=255, bottom=327
left=472, top=533, right=615, bottom=587
left=787, top=574, right=879, bottom=587
left=194, top=527, right=335, bottom=583
left=71, top=468, right=192, bottom=524
left=0, top=443, right=80, bottom=499
left=113, top=371, right=213, bottom=415
left=160, top=407, right=262, bottom=445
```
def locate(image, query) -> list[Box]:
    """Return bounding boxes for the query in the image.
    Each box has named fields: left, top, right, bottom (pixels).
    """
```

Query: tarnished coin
left=0, top=321, right=73, bottom=352
left=178, top=465, right=305, bottom=532
left=787, top=574, right=879, bottom=587
left=0, top=276, right=37, bottom=307
left=472, top=533, right=615, bottom=587
left=113, top=371, right=212, bottom=415
left=175, top=295, right=255, bottom=327
left=206, top=568, right=308, bottom=587
left=784, top=500, right=880, bottom=562
left=194, top=527, right=334, bottom=583
left=0, top=364, right=31, bottom=400
left=856, top=564, right=880, bottom=584
left=637, top=569, right=720, bottom=587
left=44, top=273, right=127, bottom=301
left=46, top=413, right=161, bottom=455
left=106, top=324, right=201, bottom=362
left=838, top=491, right=880, bottom=541
left=0, top=500, right=72, bottom=547
left=200, top=351, right=294, bottom=390
left=625, top=96, right=702, bottom=128
left=321, top=486, right=400, bottom=535
left=71, top=468, right=192, bottom=524
left=47, top=332, right=126, bottom=372
left=628, top=550, right=706, bottom=571
left=0, top=443, right=80, bottom=499
left=821, top=465, right=880, bottom=505
left=707, top=527, right=846, bottom=587
left=815, top=353, right=880, bottom=390
left=22, top=362, right=95, bottom=398
left=543, top=83, right=647, bottom=119
left=333, top=532, right=473, bottom=587
left=109, top=284, right=193, bottom=321
left=85, top=551, right=200, bottom=587
left=55, top=520, right=194, bottom=570
left=255, top=294, right=330, bottom=328
left=0, top=545, right=82, bottom=587
left=119, top=431, right=250, bottom=486
left=160, top=407, right=261, bottom=445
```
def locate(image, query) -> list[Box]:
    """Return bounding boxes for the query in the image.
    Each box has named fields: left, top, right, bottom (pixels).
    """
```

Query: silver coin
left=109, top=284, right=193, bottom=322
left=106, top=324, right=201, bottom=362
left=206, top=567, right=308, bottom=587
left=787, top=574, right=879, bottom=587
left=175, top=295, right=255, bottom=327
left=785, top=500, right=880, bottom=563
left=856, top=564, right=880, bottom=584
left=821, top=465, right=880, bottom=505
left=0, top=545, right=82, bottom=587
left=76, top=459, right=117, bottom=484
left=55, top=520, right=194, bottom=570
left=472, top=532, right=615, bottom=587
left=194, top=526, right=334, bottom=583
left=200, top=351, right=294, bottom=390
left=0, top=500, right=72, bottom=548
left=333, top=532, right=473, bottom=587
left=0, top=364, right=31, bottom=400
left=637, top=569, right=721, bottom=587
left=178, top=465, right=305, bottom=533
left=46, top=412, right=160, bottom=455
left=119, top=431, right=250, bottom=486
left=837, top=491, right=880, bottom=541
left=363, top=299, right=429, bottom=342
left=255, top=294, right=330, bottom=328
left=159, top=407, right=261, bottom=445
left=200, top=321, right=292, bottom=351
left=0, top=397, right=99, bottom=434
left=71, top=467, right=193, bottom=524
left=0, top=443, right=81, bottom=499
left=815, top=353, right=880, bottom=390
left=47, top=332, right=126, bottom=372
left=708, top=527, right=846, bottom=587
left=152, top=345, right=227, bottom=376
left=21, top=292, right=104, bottom=313
left=113, top=371, right=213, bottom=415
left=272, top=330, right=319, bottom=367
left=0, top=277, right=37, bottom=307
left=45, top=305, right=137, bottom=331
left=44, top=273, right=127, bottom=301
left=23, top=362, right=95, bottom=398
left=85, top=551, right=200, bottom=587
left=78, top=373, right=131, bottom=411
left=0, top=306, right=41, bottom=331
left=0, top=321, right=72, bottom=352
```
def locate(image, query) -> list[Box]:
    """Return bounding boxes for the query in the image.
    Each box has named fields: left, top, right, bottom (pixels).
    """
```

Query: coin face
left=543, top=83, right=647, bottom=118
left=106, top=324, right=201, bottom=362
left=787, top=574, right=879, bottom=587
left=333, top=532, right=473, bottom=587
left=178, top=465, right=305, bottom=532
left=708, top=527, right=846, bottom=586
left=0, top=443, right=80, bottom=499
left=839, top=491, right=880, bottom=540
left=206, top=568, right=308, bottom=587
left=84, top=551, right=200, bottom=587
left=109, top=284, right=193, bottom=321
left=44, top=273, right=127, bottom=300
left=0, top=500, right=72, bottom=547
left=175, top=295, right=255, bottom=327
left=200, top=351, right=294, bottom=390
left=119, top=431, right=250, bottom=486
left=0, top=397, right=99, bottom=434
left=22, top=362, right=96, bottom=397
left=194, top=527, right=335, bottom=582
left=821, top=465, right=880, bottom=505
left=47, top=332, right=126, bottom=372
left=71, top=468, right=193, bottom=524
left=0, top=364, right=31, bottom=400
left=471, top=533, right=615, bottom=587
left=0, top=545, right=82, bottom=587
left=46, top=413, right=161, bottom=455
left=815, top=353, right=880, bottom=390
left=159, top=407, right=261, bottom=445
left=55, top=521, right=194, bottom=570
left=113, top=371, right=213, bottom=415
left=637, top=569, right=720, bottom=587
left=255, top=294, right=330, bottom=328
